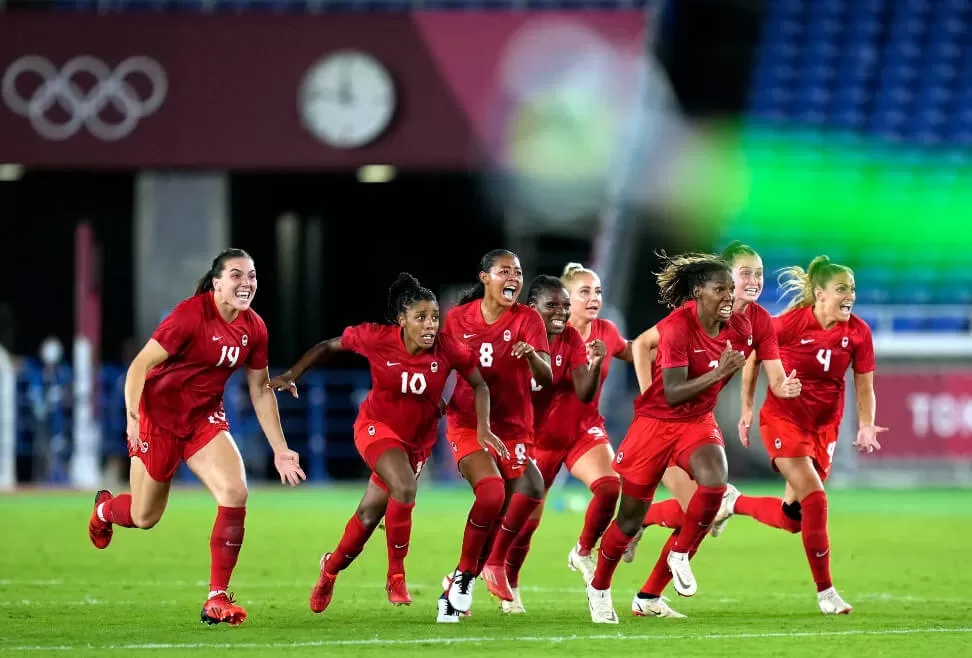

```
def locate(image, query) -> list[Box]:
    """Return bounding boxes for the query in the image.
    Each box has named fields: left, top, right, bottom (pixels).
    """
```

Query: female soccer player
left=621, top=242, right=801, bottom=618
left=584, top=252, right=750, bottom=624
left=438, top=249, right=552, bottom=622
left=87, top=248, right=306, bottom=626
left=624, top=241, right=799, bottom=559
left=267, top=273, right=502, bottom=614
left=728, top=255, right=884, bottom=614
left=494, top=274, right=606, bottom=613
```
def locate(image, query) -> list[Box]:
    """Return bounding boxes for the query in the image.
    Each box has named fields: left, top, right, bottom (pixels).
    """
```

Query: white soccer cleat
left=436, top=595, right=461, bottom=623
left=568, top=543, right=596, bottom=584
left=631, top=594, right=687, bottom=618
left=447, top=569, right=476, bottom=613
left=709, top=483, right=740, bottom=537
left=817, top=587, right=852, bottom=615
left=501, top=586, right=526, bottom=614
left=667, top=550, right=697, bottom=597
left=622, top=527, right=644, bottom=563
left=586, top=582, right=619, bottom=624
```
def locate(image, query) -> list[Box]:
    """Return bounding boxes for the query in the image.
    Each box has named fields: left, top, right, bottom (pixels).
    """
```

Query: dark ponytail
left=194, top=248, right=252, bottom=295
left=386, top=272, right=437, bottom=323
left=456, top=248, right=517, bottom=306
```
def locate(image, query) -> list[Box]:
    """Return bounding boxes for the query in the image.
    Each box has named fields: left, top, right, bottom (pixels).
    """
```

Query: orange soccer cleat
left=200, top=592, right=247, bottom=626
left=88, top=490, right=114, bottom=550
left=385, top=573, right=412, bottom=606
left=479, top=563, right=514, bottom=602
left=309, top=553, right=338, bottom=614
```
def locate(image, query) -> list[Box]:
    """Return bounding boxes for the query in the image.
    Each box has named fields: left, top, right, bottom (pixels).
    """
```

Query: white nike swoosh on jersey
left=463, top=333, right=477, bottom=339
left=386, top=361, right=400, bottom=367
left=801, top=339, right=814, bottom=344
left=212, top=336, right=221, bottom=341
left=693, top=349, right=705, bottom=353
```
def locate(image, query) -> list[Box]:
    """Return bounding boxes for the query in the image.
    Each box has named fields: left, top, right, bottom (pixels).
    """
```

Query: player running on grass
left=438, top=249, right=552, bottom=622
left=268, top=273, right=501, bottom=614
left=87, top=248, right=306, bottom=626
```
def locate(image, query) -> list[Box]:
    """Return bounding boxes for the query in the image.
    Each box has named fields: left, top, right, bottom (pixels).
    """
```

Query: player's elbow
left=575, top=382, right=596, bottom=404
left=663, top=389, right=682, bottom=407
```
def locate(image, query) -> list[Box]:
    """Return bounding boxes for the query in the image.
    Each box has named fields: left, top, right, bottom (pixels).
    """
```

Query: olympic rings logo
left=1, top=55, right=167, bottom=141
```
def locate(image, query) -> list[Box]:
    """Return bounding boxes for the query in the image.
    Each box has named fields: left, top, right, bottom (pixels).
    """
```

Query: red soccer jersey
left=684, top=301, right=780, bottom=362
left=634, top=303, right=755, bottom=421
left=762, top=306, right=875, bottom=430
left=533, top=325, right=589, bottom=444
left=342, top=323, right=475, bottom=444
left=444, top=300, right=550, bottom=440
left=142, top=293, right=269, bottom=437
left=567, top=318, right=628, bottom=432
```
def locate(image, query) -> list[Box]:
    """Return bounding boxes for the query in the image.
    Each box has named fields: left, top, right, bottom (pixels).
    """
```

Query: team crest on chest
left=242, top=334, right=248, bottom=347
left=503, top=330, right=512, bottom=342
left=841, top=337, right=848, bottom=348
left=747, top=336, right=753, bottom=346
left=430, top=361, right=439, bottom=373
left=555, top=355, right=563, bottom=367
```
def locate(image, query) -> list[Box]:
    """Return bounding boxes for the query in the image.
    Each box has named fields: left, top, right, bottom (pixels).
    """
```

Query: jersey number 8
left=479, top=342, right=494, bottom=368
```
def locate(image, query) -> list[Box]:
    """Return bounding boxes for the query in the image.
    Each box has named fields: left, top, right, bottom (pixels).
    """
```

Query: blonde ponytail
left=777, top=255, right=853, bottom=313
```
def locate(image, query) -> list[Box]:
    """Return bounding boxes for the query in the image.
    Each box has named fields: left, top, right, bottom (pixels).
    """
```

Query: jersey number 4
left=816, top=349, right=832, bottom=372
left=216, top=346, right=240, bottom=368
left=400, top=372, right=428, bottom=395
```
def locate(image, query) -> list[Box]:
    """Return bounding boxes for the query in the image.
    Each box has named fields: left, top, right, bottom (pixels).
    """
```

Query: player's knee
left=213, top=481, right=248, bottom=508
left=388, top=478, right=417, bottom=505
left=131, top=508, right=163, bottom=530
left=590, top=475, right=621, bottom=501
left=473, top=475, right=506, bottom=517
left=356, top=503, right=386, bottom=529
left=517, top=473, right=545, bottom=500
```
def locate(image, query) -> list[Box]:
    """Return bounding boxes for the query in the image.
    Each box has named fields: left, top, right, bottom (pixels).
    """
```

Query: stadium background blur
left=2, top=0, right=969, bottom=494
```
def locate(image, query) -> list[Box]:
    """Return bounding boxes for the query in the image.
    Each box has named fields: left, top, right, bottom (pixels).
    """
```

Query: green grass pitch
left=2, top=484, right=971, bottom=657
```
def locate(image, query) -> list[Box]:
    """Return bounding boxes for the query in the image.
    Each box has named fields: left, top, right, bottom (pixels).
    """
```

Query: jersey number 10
left=400, top=372, right=428, bottom=395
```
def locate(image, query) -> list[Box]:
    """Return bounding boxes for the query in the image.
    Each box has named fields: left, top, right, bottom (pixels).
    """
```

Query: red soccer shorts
left=129, top=409, right=229, bottom=482
left=534, top=425, right=612, bottom=490
left=355, top=417, right=435, bottom=492
left=612, top=413, right=724, bottom=502
left=447, top=420, right=534, bottom=480
left=759, top=409, right=839, bottom=481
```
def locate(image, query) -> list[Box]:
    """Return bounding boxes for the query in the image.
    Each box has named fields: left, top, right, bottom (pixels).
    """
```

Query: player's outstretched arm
left=738, top=352, right=760, bottom=446
left=124, top=339, right=170, bottom=449
left=512, top=341, right=554, bottom=388
left=248, top=366, right=306, bottom=487
left=459, top=367, right=508, bottom=459
left=268, top=337, right=344, bottom=397
left=853, top=371, right=887, bottom=454
left=631, top=325, right=659, bottom=394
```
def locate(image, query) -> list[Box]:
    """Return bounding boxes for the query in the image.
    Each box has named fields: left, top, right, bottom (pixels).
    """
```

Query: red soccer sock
left=384, top=498, right=415, bottom=578
left=735, top=495, right=801, bottom=533
left=672, top=485, right=724, bottom=552
left=209, top=506, right=246, bottom=592
left=800, top=491, right=832, bottom=592
left=590, top=520, right=636, bottom=591
left=326, top=513, right=378, bottom=575
left=458, top=476, right=505, bottom=574
left=642, top=498, right=684, bottom=530
left=578, top=477, right=620, bottom=554
left=505, top=517, right=540, bottom=588
left=101, top=493, right=137, bottom=528
left=640, top=528, right=706, bottom=596
left=486, top=493, right=543, bottom=567
left=475, top=520, right=501, bottom=576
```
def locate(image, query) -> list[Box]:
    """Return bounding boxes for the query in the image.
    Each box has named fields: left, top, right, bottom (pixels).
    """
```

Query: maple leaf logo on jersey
left=841, top=337, right=848, bottom=348
left=242, top=334, right=248, bottom=346
left=555, top=355, right=563, bottom=367
left=503, top=330, right=512, bottom=342
left=368, top=425, right=376, bottom=436
left=430, top=361, right=439, bottom=373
